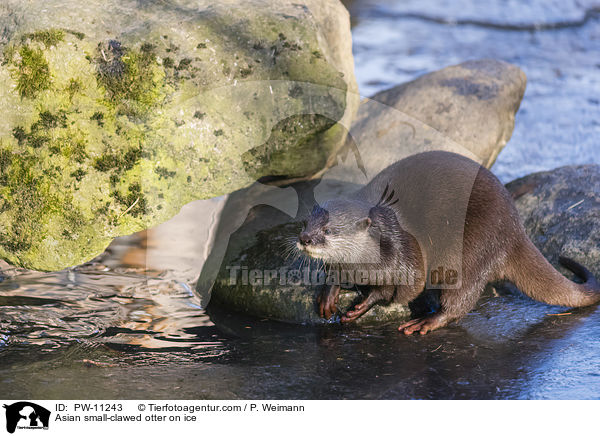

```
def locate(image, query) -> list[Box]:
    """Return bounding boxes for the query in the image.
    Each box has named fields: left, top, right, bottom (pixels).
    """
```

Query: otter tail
left=505, top=239, right=600, bottom=307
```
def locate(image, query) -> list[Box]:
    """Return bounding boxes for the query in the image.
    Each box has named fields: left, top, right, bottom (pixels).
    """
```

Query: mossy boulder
left=0, top=0, right=358, bottom=270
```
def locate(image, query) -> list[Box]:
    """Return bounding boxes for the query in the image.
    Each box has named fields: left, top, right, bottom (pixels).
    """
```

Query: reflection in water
left=0, top=255, right=226, bottom=354
left=1, top=247, right=599, bottom=399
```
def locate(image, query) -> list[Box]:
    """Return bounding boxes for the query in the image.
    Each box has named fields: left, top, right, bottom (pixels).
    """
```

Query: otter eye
left=324, top=228, right=331, bottom=235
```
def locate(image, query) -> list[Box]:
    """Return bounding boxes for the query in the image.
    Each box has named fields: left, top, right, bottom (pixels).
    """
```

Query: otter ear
left=356, top=216, right=371, bottom=231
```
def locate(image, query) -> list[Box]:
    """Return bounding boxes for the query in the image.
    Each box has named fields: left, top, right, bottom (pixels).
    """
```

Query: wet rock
left=0, top=0, right=358, bottom=271
left=506, top=165, right=600, bottom=276
left=203, top=176, right=442, bottom=325
left=207, top=184, right=413, bottom=325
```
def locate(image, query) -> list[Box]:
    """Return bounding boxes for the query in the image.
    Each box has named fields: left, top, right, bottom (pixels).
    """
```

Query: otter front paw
left=340, top=301, right=370, bottom=323
left=317, top=285, right=340, bottom=319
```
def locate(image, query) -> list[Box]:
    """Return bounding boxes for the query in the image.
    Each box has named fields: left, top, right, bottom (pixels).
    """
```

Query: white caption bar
left=0, top=400, right=595, bottom=436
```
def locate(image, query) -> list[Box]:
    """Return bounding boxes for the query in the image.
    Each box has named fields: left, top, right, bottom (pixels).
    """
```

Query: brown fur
left=299, top=151, right=600, bottom=334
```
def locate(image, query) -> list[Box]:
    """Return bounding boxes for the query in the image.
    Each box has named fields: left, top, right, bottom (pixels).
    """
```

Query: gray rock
left=367, top=59, right=525, bottom=169
left=207, top=184, right=414, bottom=325
left=0, top=0, right=358, bottom=271
left=319, top=59, right=526, bottom=194
left=506, top=165, right=600, bottom=276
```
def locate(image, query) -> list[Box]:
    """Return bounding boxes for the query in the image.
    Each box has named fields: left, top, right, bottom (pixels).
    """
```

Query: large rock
left=0, top=0, right=358, bottom=271
left=365, top=59, right=525, bottom=166
left=316, top=59, right=526, bottom=195
left=506, top=165, right=600, bottom=276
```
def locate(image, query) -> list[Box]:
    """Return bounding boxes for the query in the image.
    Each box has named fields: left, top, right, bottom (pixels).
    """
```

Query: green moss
left=90, top=111, right=104, bottom=126
left=0, top=149, right=12, bottom=185
left=66, top=78, right=83, bottom=98
left=2, top=46, right=16, bottom=65
left=70, top=168, right=87, bottom=181
left=96, top=202, right=110, bottom=215
left=65, top=29, right=85, bottom=40
left=122, top=147, right=142, bottom=170
left=242, top=114, right=337, bottom=180
left=12, top=111, right=84, bottom=159
left=140, top=43, right=156, bottom=53
left=0, top=2, right=353, bottom=271
left=93, top=147, right=141, bottom=172
left=239, top=67, right=252, bottom=78
left=48, top=136, right=88, bottom=161
left=93, top=154, right=120, bottom=172
left=24, top=29, right=65, bottom=47
left=176, top=58, right=192, bottom=70
left=0, top=151, right=50, bottom=253
left=0, top=228, right=32, bottom=252
left=12, top=127, right=27, bottom=145
left=111, top=182, right=147, bottom=218
left=36, top=110, right=67, bottom=129
left=96, top=41, right=166, bottom=117
left=29, top=134, right=49, bottom=149
left=154, top=166, right=176, bottom=180
left=15, top=45, right=51, bottom=98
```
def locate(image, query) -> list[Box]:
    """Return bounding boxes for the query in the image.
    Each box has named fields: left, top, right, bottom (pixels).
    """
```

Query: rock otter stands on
left=297, top=151, right=600, bottom=334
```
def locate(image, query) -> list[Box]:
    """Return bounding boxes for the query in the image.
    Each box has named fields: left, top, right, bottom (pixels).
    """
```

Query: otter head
left=297, top=199, right=388, bottom=265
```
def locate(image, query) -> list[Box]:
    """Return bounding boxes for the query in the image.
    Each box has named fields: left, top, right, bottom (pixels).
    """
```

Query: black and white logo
left=3, top=402, right=50, bottom=434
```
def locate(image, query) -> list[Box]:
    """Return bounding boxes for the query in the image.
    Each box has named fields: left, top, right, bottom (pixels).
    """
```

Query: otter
left=297, top=151, right=600, bottom=334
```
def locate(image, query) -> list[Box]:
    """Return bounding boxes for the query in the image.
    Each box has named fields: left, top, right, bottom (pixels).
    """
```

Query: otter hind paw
left=398, top=314, right=447, bottom=335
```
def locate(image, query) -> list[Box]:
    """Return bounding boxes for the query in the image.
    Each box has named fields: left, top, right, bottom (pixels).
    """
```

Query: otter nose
left=299, top=232, right=312, bottom=245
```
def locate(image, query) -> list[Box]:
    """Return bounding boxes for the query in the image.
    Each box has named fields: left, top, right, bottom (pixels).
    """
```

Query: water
left=349, top=0, right=600, bottom=182
left=2, top=259, right=599, bottom=399
left=2, top=0, right=600, bottom=399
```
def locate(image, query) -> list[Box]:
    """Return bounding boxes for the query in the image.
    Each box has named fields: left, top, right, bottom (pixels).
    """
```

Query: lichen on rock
left=0, top=0, right=358, bottom=271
